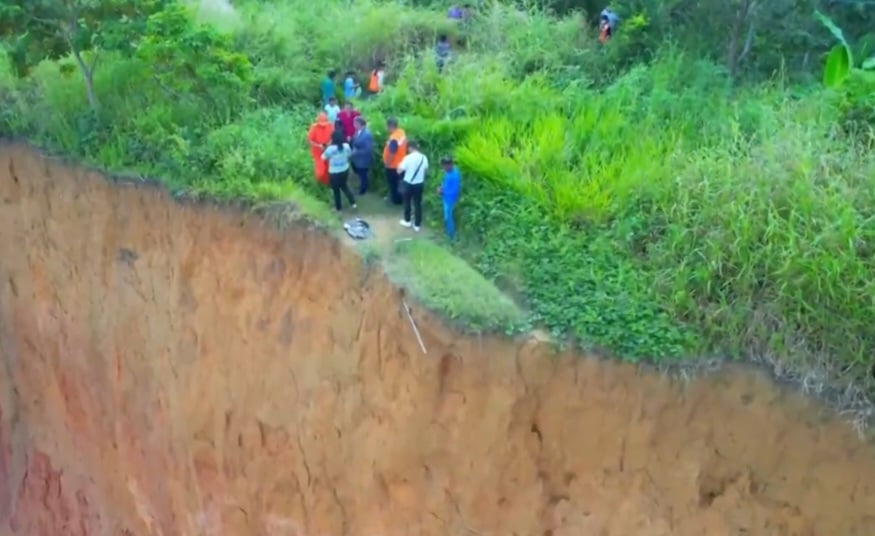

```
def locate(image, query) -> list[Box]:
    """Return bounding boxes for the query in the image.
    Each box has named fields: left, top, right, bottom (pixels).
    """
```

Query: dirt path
left=334, top=192, right=439, bottom=255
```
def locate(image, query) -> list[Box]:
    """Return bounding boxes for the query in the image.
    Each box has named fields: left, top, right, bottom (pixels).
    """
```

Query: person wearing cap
left=397, top=140, right=429, bottom=231
left=382, top=117, right=407, bottom=205
left=437, top=156, right=461, bottom=239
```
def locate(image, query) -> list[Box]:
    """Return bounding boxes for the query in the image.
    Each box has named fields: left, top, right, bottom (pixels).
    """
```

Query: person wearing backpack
left=397, top=141, right=429, bottom=232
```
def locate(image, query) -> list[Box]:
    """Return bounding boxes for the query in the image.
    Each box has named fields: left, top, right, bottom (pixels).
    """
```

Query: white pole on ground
left=402, top=300, right=428, bottom=354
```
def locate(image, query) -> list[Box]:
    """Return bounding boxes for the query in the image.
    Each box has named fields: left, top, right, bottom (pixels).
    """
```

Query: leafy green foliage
left=137, top=3, right=251, bottom=109
left=823, top=44, right=851, bottom=88
left=816, top=11, right=875, bottom=134
left=0, top=0, right=167, bottom=106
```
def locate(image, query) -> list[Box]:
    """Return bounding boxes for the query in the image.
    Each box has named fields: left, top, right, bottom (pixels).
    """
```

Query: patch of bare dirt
left=1, top=143, right=875, bottom=535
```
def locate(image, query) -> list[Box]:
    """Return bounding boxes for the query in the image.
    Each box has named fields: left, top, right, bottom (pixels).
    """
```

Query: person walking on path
left=350, top=116, right=374, bottom=195
left=398, top=141, right=429, bottom=232
left=322, top=130, right=357, bottom=212
left=382, top=117, right=407, bottom=205
left=437, top=155, right=461, bottom=239
left=321, top=70, right=337, bottom=104
left=307, top=112, right=334, bottom=185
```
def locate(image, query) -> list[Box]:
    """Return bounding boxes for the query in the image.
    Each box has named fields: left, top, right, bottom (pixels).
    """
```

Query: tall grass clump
left=644, top=104, right=875, bottom=382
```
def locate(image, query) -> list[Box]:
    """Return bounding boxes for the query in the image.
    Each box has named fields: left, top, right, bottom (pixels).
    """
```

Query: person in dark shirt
left=435, top=34, right=452, bottom=72
left=350, top=117, right=375, bottom=195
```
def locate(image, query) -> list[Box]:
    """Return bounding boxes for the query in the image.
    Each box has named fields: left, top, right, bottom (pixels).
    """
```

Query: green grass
left=250, top=184, right=337, bottom=227
left=2, top=0, right=875, bottom=418
left=385, top=238, right=525, bottom=333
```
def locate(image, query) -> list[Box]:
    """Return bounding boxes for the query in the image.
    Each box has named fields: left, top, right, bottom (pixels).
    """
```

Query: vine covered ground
left=1, top=0, right=874, bottom=420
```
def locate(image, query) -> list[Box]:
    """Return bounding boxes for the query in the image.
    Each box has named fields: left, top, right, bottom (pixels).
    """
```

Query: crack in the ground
left=296, top=433, right=312, bottom=488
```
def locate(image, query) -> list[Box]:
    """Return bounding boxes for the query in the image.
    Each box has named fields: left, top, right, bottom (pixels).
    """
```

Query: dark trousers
left=402, top=182, right=425, bottom=227
left=329, top=170, right=356, bottom=210
left=385, top=167, right=402, bottom=205
left=352, top=165, right=370, bottom=194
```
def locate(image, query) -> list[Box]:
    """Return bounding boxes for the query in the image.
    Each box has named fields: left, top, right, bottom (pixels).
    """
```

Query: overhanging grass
left=385, top=238, right=525, bottom=334
left=248, top=183, right=336, bottom=226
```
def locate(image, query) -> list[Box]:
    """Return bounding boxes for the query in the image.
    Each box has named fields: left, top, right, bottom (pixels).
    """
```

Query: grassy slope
left=1, top=0, right=874, bottom=419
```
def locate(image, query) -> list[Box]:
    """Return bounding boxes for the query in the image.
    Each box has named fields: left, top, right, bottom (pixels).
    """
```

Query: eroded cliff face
left=1, top=143, right=875, bottom=536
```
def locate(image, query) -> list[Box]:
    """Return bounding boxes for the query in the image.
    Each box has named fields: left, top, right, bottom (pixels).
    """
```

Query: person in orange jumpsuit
left=308, top=112, right=334, bottom=184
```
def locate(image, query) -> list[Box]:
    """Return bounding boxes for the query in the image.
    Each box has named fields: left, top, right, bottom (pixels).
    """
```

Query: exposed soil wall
left=1, top=143, right=874, bottom=535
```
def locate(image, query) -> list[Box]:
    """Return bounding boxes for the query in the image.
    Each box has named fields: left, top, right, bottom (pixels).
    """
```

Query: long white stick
left=402, top=300, right=427, bottom=354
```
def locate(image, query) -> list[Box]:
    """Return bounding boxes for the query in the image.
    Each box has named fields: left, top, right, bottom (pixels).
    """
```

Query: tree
left=135, top=3, right=252, bottom=112
left=0, top=0, right=167, bottom=109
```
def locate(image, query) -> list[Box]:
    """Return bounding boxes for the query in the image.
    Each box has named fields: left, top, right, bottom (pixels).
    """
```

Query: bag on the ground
left=343, top=218, right=372, bottom=240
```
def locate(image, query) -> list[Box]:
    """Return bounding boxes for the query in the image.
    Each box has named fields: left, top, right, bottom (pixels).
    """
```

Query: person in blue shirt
left=437, top=156, right=461, bottom=239
left=321, top=70, right=336, bottom=105
left=342, top=71, right=360, bottom=99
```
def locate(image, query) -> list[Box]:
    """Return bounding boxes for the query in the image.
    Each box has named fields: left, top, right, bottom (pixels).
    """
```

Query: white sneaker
left=399, top=219, right=412, bottom=228
left=413, top=226, right=421, bottom=232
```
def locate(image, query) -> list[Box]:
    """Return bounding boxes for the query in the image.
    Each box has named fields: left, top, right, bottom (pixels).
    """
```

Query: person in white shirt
left=397, top=141, right=429, bottom=231
left=324, top=96, right=340, bottom=123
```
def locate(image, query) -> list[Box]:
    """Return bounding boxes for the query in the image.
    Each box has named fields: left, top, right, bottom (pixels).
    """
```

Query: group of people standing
left=307, top=70, right=461, bottom=239
left=305, top=2, right=620, bottom=240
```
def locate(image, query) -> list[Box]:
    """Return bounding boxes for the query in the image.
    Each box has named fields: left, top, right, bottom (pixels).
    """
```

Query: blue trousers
left=353, top=165, right=369, bottom=194
left=443, top=200, right=457, bottom=239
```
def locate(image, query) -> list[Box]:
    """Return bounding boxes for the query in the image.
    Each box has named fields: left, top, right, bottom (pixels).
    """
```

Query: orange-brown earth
left=1, top=143, right=874, bottom=536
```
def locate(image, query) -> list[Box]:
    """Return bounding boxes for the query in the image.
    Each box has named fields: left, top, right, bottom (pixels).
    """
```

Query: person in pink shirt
left=337, top=101, right=361, bottom=141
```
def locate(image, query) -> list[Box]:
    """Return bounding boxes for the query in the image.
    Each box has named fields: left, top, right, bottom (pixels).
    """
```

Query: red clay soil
left=1, top=143, right=874, bottom=535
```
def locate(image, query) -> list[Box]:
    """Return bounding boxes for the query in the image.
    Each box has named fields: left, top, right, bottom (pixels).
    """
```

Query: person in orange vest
left=382, top=117, right=407, bottom=205
left=366, top=61, right=385, bottom=97
left=307, top=112, right=334, bottom=185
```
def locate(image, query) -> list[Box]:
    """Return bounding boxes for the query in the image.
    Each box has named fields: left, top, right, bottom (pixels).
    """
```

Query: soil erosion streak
left=1, top=143, right=874, bottom=535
